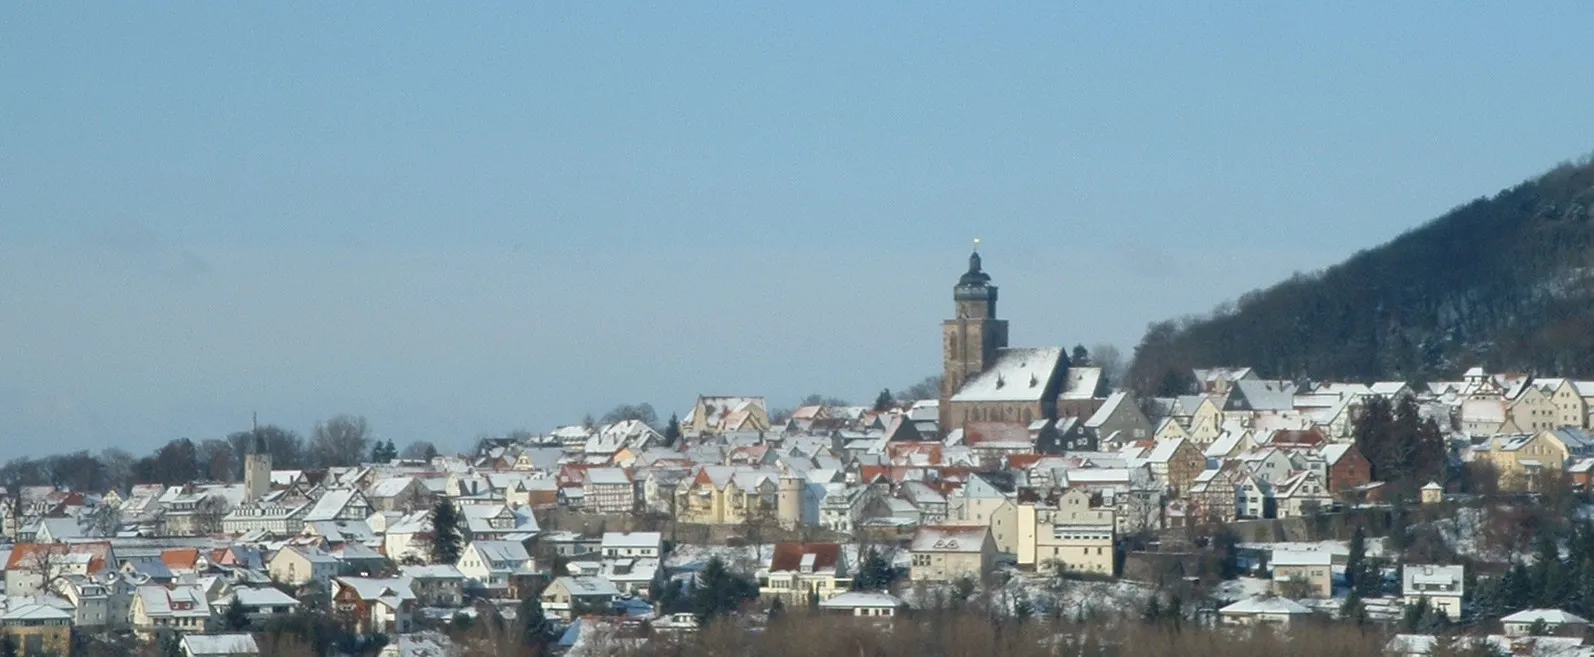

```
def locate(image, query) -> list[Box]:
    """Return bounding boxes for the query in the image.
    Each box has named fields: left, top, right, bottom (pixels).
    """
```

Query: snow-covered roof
left=1219, top=596, right=1311, bottom=615
left=1271, top=549, right=1332, bottom=567
left=819, top=591, right=905, bottom=609
left=950, top=347, right=1064, bottom=403
left=1083, top=391, right=1129, bottom=428
left=1061, top=366, right=1103, bottom=400
left=585, top=468, right=632, bottom=486
left=601, top=532, right=661, bottom=550
left=1402, top=564, right=1464, bottom=592
left=400, top=565, right=464, bottom=580
left=469, top=540, right=532, bottom=564
left=179, top=633, right=260, bottom=657
left=303, top=488, right=366, bottom=522
left=554, top=575, right=620, bottom=597
left=230, top=587, right=299, bottom=608
left=367, top=476, right=416, bottom=498
left=1501, top=609, right=1589, bottom=625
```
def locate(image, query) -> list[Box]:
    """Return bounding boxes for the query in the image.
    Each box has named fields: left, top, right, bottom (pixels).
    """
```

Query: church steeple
left=940, top=241, right=1010, bottom=427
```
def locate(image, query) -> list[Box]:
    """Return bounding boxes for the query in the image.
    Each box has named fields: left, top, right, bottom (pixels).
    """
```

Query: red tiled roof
left=768, top=543, right=843, bottom=573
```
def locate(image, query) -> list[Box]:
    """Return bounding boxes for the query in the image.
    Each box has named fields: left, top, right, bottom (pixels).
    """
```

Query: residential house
left=398, top=565, right=465, bottom=608
left=1271, top=550, right=1332, bottom=598
left=683, top=396, right=772, bottom=437
left=540, top=576, right=620, bottom=621
left=224, top=587, right=300, bottom=626
left=1501, top=609, right=1590, bottom=637
left=949, top=474, right=1018, bottom=555
left=456, top=540, right=537, bottom=598
left=1016, top=489, right=1115, bottom=574
left=1218, top=596, right=1312, bottom=627
left=583, top=468, right=636, bottom=514
left=0, top=600, right=73, bottom=657
left=1273, top=470, right=1332, bottom=518
left=363, top=477, right=434, bottom=513
left=1083, top=391, right=1153, bottom=446
left=600, top=532, right=662, bottom=560
left=331, top=577, right=416, bottom=635
left=758, top=543, right=849, bottom=604
left=1320, top=444, right=1373, bottom=494
left=673, top=466, right=779, bottom=526
left=1509, top=385, right=1560, bottom=434
left=1402, top=564, right=1464, bottom=619
left=4, top=542, right=113, bottom=596
left=909, top=525, right=995, bottom=583
left=130, top=584, right=212, bottom=638
left=817, top=591, right=906, bottom=619
left=266, top=546, right=340, bottom=586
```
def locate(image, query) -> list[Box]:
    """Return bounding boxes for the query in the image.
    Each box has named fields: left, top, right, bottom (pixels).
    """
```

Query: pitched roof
left=950, top=347, right=1065, bottom=403
left=1500, top=609, right=1588, bottom=625
left=1084, top=391, right=1130, bottom=428
left=179, top=634, right=260, bottom=657
left=767, top=543, right=843, bottom=573
left=910, top=525, right=990, bottom=553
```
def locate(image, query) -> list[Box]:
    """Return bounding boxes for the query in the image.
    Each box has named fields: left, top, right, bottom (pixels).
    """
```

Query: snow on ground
left=664, top=543, right=908, bottom=574
left=898, top=571, right=1153, bottom=619
left=1213, top=577, right=1272, bottom=604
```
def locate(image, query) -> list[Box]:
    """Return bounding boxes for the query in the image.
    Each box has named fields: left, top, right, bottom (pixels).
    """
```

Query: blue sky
left=4, top=4, right=1594, bottom=456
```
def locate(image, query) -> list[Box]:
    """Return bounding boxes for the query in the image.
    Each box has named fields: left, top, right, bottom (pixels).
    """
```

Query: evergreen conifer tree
left=663, top=414, right=682, bottom=446
left=873, top=389, right=893, bottom=412
left=520, top=594, right=552, bottom=649
left=429, top=498, right=464, bottom=565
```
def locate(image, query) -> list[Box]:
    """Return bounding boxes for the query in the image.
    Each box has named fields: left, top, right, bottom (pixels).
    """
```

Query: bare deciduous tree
left=310, top=415, right=371, bottom=468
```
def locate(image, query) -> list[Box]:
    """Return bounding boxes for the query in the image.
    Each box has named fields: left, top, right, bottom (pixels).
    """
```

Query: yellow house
left=1187, top=397, right=1227, bottom=444
left=1016, top=489, right=1115, bottom=575
left=757, top=543, right=850, bottom=603
left=1548, top=380, right=1590, bottom=429
left=1154, top=417, right=1190, bottom=442
left=673, top=466, right=778, bottom=525
left=1481, top=428, right=1594, bottom=491
left=1509, top=385, right=1559, bottom=433
left=0, top=601, right=73, bottom=657
left=909, top=525, right=995, bottom=583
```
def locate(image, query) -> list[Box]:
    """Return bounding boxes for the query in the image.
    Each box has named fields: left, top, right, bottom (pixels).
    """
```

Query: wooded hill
left=1130, top=156, right=1594, bottom=394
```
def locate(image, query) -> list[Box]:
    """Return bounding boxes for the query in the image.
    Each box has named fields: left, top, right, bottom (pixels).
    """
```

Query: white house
left=600, top=532, right=662, bottom=560
left=1502, top=609, right=1590, bottom=637
left=1401, top=564, right=1464, bottom=619
left=456, top=541, right=536, bottom=595
left=1218, top=596, right=1313, bottom=627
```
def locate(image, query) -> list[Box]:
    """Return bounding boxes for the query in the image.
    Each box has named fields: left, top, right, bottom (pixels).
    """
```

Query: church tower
left=243, top=420, right=272, bottom=503
left=940, top=243, right=1009, bottom=427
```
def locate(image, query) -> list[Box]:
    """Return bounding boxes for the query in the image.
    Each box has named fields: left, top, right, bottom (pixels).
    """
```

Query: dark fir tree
left=692, top=556, right=755, bottom=624
left=873, top=389, right=894, bottom=412
left=223, top=598, right=251, bottom=631
left=520, top=593, right=552, bottom=649
left=429, top=498, right=464, bottom=565
left=663, top=414, right=682, bottom=447
left=1345, top=526, right=1367, bottom=591
left=853, top=547, right=895, bottom=591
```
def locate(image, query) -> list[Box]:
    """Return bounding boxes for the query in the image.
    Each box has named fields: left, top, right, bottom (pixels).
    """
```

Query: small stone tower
left=777, top=474, right=804, bottom=529
left=243, top=424, right=272, bottom=503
